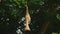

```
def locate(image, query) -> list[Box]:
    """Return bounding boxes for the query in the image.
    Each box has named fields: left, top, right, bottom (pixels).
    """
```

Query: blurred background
left=0, top=0, right=60, bottom=34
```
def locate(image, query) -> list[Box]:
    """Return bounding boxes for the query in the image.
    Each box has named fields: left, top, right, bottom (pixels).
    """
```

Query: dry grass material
left=24, top=1, right=31, bottom=31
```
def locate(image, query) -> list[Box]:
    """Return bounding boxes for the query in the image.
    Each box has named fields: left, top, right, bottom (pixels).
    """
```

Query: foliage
left=0, top=0, right=60, bottom=34
left=56, top=14, right=60, bottom=20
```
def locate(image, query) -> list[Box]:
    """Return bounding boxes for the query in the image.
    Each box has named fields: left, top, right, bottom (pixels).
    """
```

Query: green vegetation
left=0, top=0, right=60, bottom=34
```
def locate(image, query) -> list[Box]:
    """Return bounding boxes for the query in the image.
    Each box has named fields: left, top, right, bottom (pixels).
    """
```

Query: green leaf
left=56, top=14, right=60, bottom=20
left=13, top=0, right=20, bottom=6
left=52, top=32, right=58, bottom=34
left=10, top=0, right=13, bottom=2
left=22, top=0, right=26, bottom=5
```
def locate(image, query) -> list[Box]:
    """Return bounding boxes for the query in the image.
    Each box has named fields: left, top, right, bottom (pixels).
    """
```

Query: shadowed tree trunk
left=38, top=21, right=50, bottom=34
